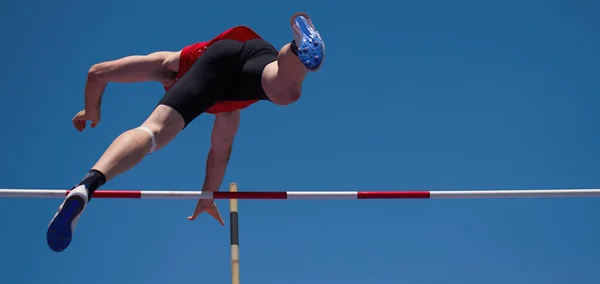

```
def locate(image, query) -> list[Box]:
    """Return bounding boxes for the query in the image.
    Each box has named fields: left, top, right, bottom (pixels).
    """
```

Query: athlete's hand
left=187, top=199, right=225, bottom=225
left=72, top=109, right=101, bottom=132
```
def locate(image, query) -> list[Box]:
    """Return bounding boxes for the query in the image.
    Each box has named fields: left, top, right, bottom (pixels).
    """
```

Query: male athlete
left=46, top=12, right=325, bottom=252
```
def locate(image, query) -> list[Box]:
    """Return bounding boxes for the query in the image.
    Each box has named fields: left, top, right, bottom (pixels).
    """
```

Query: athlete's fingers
left=211, top=213, right=225, bottom=226
left=79, top=119, right=86, bottom=131
left=187, top=209, right=201, bottom=220
left=187, top=200, right=205, bottom=220
left=73, top=118, right=84, bottom=131
left=207, top=204, right=225, bottom=226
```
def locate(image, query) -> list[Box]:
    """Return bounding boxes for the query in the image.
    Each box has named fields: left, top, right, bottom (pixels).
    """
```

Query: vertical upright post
left=230, top=182, right=240, bottom=284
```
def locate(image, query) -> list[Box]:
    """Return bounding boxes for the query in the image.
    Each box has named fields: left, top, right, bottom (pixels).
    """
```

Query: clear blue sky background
left=1, top=0, right=599, bottom=283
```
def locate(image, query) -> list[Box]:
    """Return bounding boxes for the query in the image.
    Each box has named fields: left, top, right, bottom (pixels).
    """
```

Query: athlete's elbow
left=87, top=63, right=110, bottom=82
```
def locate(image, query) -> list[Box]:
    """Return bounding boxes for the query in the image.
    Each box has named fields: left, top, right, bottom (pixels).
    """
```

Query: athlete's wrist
left=84, top=104, right=101, bottom=115
left=202, top=187, right=219, bottom=192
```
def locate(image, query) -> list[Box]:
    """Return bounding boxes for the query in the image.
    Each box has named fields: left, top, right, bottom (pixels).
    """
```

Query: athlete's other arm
left=186, top=110, right=240, bottom=223
left=202, top=110, right=241, bottom=192
left=84, top=51, right=180, bottom=113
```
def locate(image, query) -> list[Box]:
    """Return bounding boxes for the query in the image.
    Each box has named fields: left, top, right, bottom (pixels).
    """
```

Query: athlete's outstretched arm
left=84, top=51, right=180, bottom=113
left=201, top=111, right=241, bottom=192
left=186, top=110, right=241, bottom=222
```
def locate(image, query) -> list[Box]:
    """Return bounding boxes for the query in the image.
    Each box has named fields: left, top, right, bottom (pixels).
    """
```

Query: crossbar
left=1, top=188, right=600, bottom=199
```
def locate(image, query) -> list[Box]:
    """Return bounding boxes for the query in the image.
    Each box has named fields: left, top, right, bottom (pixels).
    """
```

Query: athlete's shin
left=91, top=127, right=154, bottom=182
left=86, top=105, right=184, bottom=189
left=277, top=43, right=309, bottom=80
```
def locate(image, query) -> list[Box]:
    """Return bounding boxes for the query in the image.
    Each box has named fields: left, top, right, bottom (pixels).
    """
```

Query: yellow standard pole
left=230, top=182, right=240, bottom=284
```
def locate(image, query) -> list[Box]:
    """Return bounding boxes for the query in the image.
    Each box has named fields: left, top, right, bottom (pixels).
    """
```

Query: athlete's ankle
left=290, top=39, right=299, bottom=56
left=73, top=169, right=106, bottom=201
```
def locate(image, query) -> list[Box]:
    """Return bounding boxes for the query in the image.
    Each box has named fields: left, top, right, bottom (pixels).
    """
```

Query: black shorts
left=158, top=38, right=278, bottom=127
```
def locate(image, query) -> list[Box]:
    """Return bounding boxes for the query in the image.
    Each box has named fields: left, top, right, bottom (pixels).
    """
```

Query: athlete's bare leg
left=261, top=12, right=325, bottom=105
left=92, top=104, right=184, bottom=181
left=46, top=104, right=184, bottom=252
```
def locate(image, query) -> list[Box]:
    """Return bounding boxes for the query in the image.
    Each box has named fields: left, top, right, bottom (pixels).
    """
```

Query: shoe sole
left=291, top=12, right=324, bottom=71
left=47, top=195, right=85, bottom=252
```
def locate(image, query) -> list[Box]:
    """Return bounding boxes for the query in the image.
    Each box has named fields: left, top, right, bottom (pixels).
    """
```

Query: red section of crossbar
left=357, top=191, right=431, bottom=199
left=213, top=191, right=288, bottom=199
left=67, top=190, right=143, bottom=198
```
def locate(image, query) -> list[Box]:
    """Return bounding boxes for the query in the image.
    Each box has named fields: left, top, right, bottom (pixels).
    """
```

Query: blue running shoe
left=291, top=12, right=325, bottom=71
left=47, top=185, right=88, bottom=252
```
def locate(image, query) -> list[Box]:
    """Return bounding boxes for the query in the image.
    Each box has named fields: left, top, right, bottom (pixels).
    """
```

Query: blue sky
left=1, top=0, right=599, bottom=283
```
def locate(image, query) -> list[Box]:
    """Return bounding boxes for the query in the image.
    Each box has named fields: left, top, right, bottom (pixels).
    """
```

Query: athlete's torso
left=163, top=26, right=264, bottom=114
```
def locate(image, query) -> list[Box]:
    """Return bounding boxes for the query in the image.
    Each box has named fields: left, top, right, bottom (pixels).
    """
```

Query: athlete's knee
left=136, top=121, right=182, bottom=153
left=137, top=105, right=185, bottom=153
left=275, top=85, right=302, bottom=105
left=134, top=126, right=158, bottom=154
left=265, top=82, right=302, bottom=105
left=286, top=86, right=302, bottom=104
left=261, top=63, right=303, bottom=105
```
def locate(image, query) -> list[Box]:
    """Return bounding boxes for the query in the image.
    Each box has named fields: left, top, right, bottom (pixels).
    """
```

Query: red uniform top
left=163, top=26, right=264, bottom=114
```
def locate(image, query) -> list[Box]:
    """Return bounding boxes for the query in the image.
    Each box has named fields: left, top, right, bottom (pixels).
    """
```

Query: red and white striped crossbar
left=0, top=189, right=600, bottom=199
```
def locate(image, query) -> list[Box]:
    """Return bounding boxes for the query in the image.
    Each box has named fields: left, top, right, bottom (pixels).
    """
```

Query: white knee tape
left=136, top=126, right=157, bottom=154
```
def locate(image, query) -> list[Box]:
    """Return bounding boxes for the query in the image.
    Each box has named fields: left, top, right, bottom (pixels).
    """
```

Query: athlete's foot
left=47, top=185, right=89, bottom=252
left=291, top=12, right=325, bottom=71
